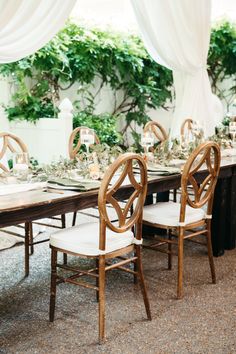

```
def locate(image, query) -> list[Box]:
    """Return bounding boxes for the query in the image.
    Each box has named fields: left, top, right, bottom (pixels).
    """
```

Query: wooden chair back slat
left=144, top=121, right=168, bottom=142
left=98, top=153, right=147, bottom=250
left=180, top=141, right=220, bottom=223
left=180, top=118, right=194, bottom=142
left=69, top=126, right=100, bottom=159
left=0, top=132, right=28, bottom=172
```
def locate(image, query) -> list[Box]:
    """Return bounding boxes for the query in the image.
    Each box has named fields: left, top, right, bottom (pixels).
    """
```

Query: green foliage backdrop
left=0, top=20, right=236, bottom=145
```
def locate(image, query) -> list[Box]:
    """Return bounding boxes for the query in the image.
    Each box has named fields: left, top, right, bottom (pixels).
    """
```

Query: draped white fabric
left=0, top=0, right=76, bottom=63
left=130, top=0, right=221, bottom=137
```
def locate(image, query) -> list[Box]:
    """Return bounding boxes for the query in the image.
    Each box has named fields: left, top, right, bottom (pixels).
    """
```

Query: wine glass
left=192, top=120, right=201, bottom=137
left=229, top=122, right=236, bottom=147
left=141, top=131, right=154, bottom=153
left=12, top=152, right=29, bottom=181
left=80, top=128, right=95, bottom=154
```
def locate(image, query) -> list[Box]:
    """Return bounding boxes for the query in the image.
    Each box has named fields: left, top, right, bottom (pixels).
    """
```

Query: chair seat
left=50, top=222, right=134, bottom=256
left=143, top=201, right=205, bottom=227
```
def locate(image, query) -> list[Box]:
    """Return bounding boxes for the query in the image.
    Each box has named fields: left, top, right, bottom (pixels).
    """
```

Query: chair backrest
left=179, top=141, right=221, bottom=224
left=180, top=118, right=193, bottom=141
left=0, top=132, right=28, bottom=172
left=69, top=126, right=100, bottom=159
left=144, top=121, right=168, bottom=143
left=98, top=153, right=147, bottom=250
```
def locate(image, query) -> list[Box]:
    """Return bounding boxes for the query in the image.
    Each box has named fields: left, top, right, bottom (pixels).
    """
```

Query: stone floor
left=0, top=213, right=236, bottom=354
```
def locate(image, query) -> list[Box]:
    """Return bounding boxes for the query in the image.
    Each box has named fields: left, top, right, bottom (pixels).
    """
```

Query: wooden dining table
left=1, top=155, right=236, bottom=275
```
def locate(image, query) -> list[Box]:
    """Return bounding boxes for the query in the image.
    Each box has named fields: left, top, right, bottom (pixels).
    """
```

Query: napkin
left=133, top=165, right=180, bottom=176
left=47, top=178, right=101, bottom=191
left=146, top=165, right=180, bottom=175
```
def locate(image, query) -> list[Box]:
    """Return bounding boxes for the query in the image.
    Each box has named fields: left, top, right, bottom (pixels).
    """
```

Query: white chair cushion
left=50, top=222, right=134, bottom=256
left=143, top=201, right=205, bottom=227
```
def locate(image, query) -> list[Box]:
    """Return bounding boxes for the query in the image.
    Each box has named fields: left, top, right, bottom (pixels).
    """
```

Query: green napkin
left=146, top=165, right=180, bottom=175
left=47, top=178, right=100, bottom=191
left=147, top=166, right=180, bottom=176
left=133, top=165, right=180, bottom=176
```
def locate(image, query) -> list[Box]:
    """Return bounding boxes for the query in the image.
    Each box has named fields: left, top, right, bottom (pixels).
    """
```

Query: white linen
left=0, top=0, right=76, bottom=63
left=130, top=0, right=222, bottom=138
left=143, top=201, right=205, bottom=227
left=50, top=222, right=134, bottom=256
left=0, top=182, right=46, bottom=196
left=220, top=148, right=236, bottom=157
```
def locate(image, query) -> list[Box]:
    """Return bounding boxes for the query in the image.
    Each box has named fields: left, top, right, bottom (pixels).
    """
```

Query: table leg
left=225, top=173, right=236, bottom=250
left=24, top=222, right=30, bottom=277
left=212, top=178, right=229, bottom=256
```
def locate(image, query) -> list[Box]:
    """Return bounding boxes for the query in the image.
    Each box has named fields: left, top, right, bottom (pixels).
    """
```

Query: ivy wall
left=0, top=20, right=236, bottom=145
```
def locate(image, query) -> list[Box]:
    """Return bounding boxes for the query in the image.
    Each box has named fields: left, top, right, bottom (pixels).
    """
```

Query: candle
left=13, top=163, right=29, bottom=181
left=81, top=130, right=95, bottom=145
left=89, top=163, right=100, bottom=180
left=14, top=163, right=28, bottom=171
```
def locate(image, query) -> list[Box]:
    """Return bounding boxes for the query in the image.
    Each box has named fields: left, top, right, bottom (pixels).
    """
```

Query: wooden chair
left=180, top=118, right=193, bottom=142
left=69, top=126, right=101, bottom=224
left=0, top=132, right=66, bottom=275
left=49, top=153, right=151, bottom=343
left=143, top=120, right=168, bottom=145
left=69, top=126, right=100, bottom=160
left=0, top=132, right=28, bottom=171
left=143, top=120, right=174, bottom=203
left=0, top=132, right=34, bottom=273
left=142, top=141, right=221, bottom=299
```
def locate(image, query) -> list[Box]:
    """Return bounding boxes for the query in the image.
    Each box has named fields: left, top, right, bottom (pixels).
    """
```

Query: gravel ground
left=0, top=212, right=236, bottom=354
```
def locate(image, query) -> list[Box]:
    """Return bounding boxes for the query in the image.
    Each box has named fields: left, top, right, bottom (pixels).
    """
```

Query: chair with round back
left=0, top=132, right=34, bottom=274
left=144, top=120, right=168, bottom=144
left=49, top=153, right=151, bottom=343
left=69, top=126, right=100, bottom=159
left=142, top=141, right=221, bottom=299
left=68, top=126, right=101, bottom=224
left=0, top=132, right=28, bottom=172
left=0, top=132, right=67, bottom=275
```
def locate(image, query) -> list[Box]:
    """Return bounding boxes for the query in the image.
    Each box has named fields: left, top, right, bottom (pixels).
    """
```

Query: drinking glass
left=192, top=120, right=201, bottom=137
left=80, top=128, right=95, bottom=153
left=141, top=131, right=154, bottom=153
left=12, top=152, right=29, bottom=181
left=229, top=122, right=236, bottom=147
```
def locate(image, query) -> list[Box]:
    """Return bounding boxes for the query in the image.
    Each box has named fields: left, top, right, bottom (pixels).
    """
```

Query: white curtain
left=0, top=0, right=76, bottom=63
left=130, top=0, right=221, bottom=137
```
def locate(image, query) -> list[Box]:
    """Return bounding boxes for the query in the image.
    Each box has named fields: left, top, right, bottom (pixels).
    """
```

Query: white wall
left=8, top=98, right=73, bottom=164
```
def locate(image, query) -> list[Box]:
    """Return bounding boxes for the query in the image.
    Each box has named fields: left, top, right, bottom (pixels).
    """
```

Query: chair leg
left=135, top=245, right=152, bottom=320
left=72, top=212, right=77, bottom=226
left=29, top=222, right=34, bottom=255
left=98, top=255, right=106, bottom=344
left=61, top=214, right=67, bottom=265
left=96, top=258, right=99, bottom=302
left=49, top=248, right=58, bottom=322
left=167, top=228, right=172, bottom=270
left=133, top=258, right=138, bottom=284
left=173, top=189, right=177, bottom=202
left=24, top=222, right=30, bottom=277
left=61, top=214, right=66, bottom=228
left=177, top=228, right=184, bottom=299
left=206, top=223, right=216, bottom=284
